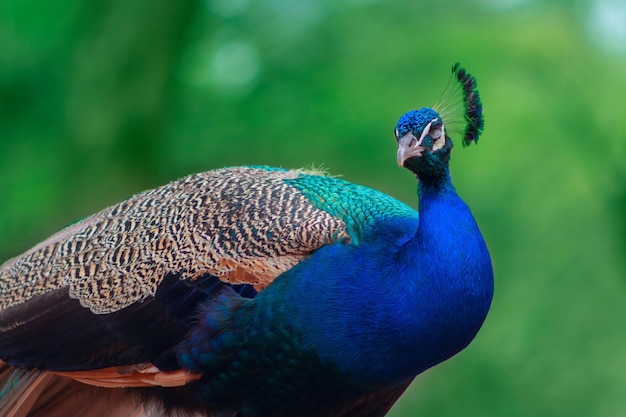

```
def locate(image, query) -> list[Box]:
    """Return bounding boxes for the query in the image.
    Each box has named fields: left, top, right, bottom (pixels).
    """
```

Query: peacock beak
left=397, top=132, right=426, bottom=166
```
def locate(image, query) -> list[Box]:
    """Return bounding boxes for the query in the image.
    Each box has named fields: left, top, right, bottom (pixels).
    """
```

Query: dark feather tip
left=452, top=63, right=484, bottom=147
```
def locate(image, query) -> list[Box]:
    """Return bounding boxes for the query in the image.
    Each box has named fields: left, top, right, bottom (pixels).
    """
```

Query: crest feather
left=434, top=63, right=484, bottom=147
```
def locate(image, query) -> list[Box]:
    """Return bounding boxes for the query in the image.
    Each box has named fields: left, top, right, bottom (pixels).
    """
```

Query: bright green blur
left=1, top=1, right=625, bottom=416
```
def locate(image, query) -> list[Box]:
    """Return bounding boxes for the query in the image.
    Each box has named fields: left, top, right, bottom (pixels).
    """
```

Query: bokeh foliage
left=1, top=1, right=625, bottom=416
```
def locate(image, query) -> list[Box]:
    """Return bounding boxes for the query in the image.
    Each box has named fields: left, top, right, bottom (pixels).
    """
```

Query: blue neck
left=274, top=171, right=493, bottom=389
left=366, top=173, right=490, bottom=375
left=414, top=171, right=463, bottom=253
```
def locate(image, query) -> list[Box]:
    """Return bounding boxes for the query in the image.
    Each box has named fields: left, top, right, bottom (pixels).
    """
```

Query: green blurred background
left=1, top=0, right=625, bottom=415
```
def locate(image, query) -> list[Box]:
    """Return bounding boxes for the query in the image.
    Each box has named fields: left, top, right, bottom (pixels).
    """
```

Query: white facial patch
left=416, top=118, right=446, bottom=151
left=416, top=120, right=433, bottom=146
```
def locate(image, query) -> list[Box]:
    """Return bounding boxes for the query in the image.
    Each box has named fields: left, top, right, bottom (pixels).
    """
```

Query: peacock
left=0, top=64, right=493, bottom=417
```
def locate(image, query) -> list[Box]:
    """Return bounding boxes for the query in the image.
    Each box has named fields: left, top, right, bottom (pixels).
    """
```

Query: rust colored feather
left=52, top=364, right=202, bottom=388
left=0, top=361, right=146, bottom=417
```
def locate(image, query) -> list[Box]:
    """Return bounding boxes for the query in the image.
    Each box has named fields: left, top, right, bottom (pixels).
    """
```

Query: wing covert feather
left=0, top=167, right=351, bottom=314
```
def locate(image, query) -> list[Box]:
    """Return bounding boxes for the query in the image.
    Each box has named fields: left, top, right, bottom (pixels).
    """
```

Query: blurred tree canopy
left=1, top=0, right=625, bottom=416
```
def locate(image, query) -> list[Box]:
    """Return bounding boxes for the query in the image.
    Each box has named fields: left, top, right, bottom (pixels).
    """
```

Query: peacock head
left=395, top=108, right=451, bottom=180
left=394, top=63, right=484, bottom=182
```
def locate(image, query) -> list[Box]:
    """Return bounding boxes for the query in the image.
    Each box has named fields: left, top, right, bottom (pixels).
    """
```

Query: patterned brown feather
left=0, top=167, right=350, bottom=314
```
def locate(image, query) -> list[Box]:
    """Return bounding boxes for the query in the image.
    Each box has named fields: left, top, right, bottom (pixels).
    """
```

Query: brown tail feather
left=0, top=361, right=146, bottom=417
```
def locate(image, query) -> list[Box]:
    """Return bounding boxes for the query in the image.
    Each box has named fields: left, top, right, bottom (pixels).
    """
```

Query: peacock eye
left=430, top=125, right=442, bottom=140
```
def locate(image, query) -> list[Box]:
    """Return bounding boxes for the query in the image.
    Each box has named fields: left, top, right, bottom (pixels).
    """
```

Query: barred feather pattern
left=0, top=167, right=351, bottom=314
